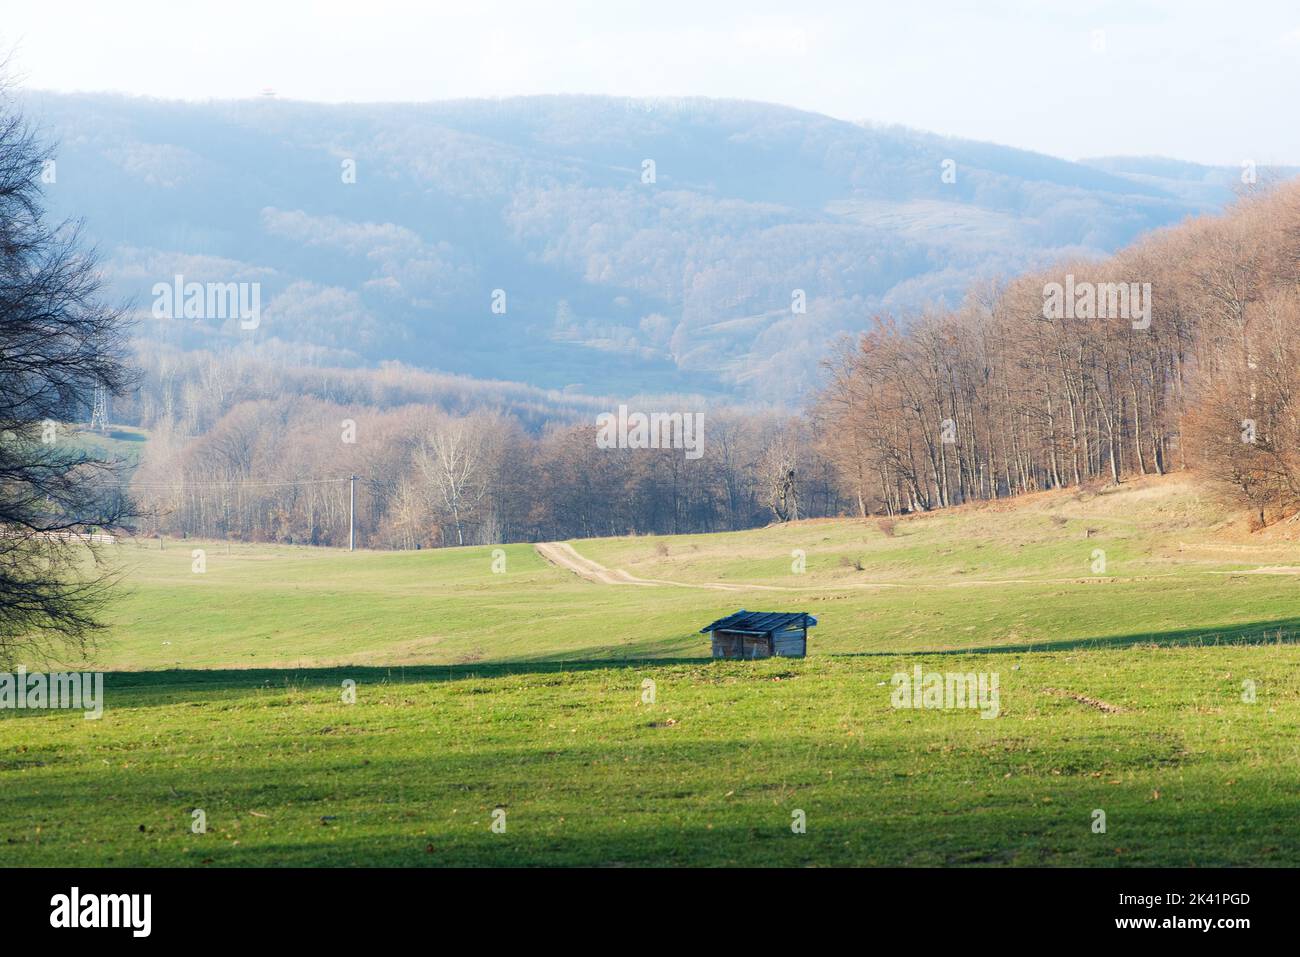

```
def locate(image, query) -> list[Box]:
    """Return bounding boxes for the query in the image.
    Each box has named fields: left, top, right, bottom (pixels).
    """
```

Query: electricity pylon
left=89, top=385, right=109, bottom=433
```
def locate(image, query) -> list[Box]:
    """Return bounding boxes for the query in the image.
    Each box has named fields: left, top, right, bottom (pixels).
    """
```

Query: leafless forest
left=118, top=182, right=1300, bottom=548
left=122, top=351, right=838, bottom=547
left=816, top=181, right=1300, bottom=522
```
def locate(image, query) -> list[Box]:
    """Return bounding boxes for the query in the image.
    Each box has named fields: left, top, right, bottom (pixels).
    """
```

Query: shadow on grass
left=903, top=617, right=1300, bottom=656
left=83, top=658, right=710, bottom=700
left=8, top=792, right=1300, bottom=867
left=24, top=616, right=1300, bottom=708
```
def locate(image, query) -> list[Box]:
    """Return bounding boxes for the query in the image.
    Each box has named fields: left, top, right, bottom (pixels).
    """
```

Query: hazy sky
left=4, top=0, right=1297, bottom=165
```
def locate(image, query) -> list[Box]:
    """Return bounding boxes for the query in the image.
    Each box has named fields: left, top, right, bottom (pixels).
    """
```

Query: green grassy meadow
left=3, top=475, right=1300, bottom=866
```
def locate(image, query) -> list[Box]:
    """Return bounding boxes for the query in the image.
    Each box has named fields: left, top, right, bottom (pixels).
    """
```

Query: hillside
left=26, top=92, right=1275, bottom=401
left=73, top=474, right=1300, bottom=671
left=5, top=474, right=1299, bottom=867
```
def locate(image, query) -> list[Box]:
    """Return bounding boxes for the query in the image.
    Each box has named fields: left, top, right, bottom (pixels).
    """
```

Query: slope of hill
left=1080, top=155, right=1299, bottom=208
left=5, top=474, right=1299, bottom=867
left=26, top=93, right=1265, bottom=400
left=74, top=474, right=1300, bottom=670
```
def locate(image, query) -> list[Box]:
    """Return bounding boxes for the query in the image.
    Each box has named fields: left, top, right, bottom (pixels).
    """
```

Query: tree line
left=813, top=181, right=1300, bottom=520
left=125, top=180, right=1300, bottom=546
left=130, top=399, right=845, bottom=547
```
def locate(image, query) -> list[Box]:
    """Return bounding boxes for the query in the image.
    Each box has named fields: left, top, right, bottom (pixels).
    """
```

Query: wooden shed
left=699, top=610, right=817, bottom=660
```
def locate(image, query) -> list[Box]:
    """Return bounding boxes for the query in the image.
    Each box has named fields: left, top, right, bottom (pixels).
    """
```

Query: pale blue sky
left=4, top=0, right=1296, bottom=165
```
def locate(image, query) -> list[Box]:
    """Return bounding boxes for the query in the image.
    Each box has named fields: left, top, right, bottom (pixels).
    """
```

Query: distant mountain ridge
left=26, top=92, right=1284, bottom=401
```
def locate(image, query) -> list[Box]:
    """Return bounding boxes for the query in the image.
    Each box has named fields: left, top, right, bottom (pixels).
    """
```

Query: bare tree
left=0, top=90, right=136, bottom=665
left=416, top=414, right=490, bottom=546
left=758, top=430, right=800, bottom=523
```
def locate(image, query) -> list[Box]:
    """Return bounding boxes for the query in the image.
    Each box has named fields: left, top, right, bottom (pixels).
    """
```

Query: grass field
left=3, top=475, right=1300, bottom=866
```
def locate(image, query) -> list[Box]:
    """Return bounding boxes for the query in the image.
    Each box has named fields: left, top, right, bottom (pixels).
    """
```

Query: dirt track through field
left=533, top=541, right=911, bottom=592
left=535, top=542, right=661, bottom=586
left=534, top=541, right=1217, bottom=592
left=535, top=541, right=782, bottom=591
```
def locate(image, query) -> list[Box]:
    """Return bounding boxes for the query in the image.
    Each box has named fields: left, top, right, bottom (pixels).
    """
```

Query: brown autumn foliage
left=122, top=181, right=1300, bottom=547
left=813, top=180, right=1300, bottom=526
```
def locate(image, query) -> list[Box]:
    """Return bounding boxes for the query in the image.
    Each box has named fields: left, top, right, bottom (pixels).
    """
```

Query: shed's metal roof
left=699, top=610, right=818, bottom=635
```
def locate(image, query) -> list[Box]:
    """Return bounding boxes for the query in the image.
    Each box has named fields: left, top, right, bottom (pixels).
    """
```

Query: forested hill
left=28, top=92, right=1273, bottom=400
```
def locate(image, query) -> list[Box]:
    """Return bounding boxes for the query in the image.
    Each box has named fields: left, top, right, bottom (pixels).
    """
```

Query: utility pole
left=349, top=475, right=357, bottom=552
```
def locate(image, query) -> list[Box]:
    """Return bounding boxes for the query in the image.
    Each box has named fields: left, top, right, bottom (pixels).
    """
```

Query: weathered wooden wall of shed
left=772, top=627, right=807, bottom=658
left=711, top=630, right=773, bottom=659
